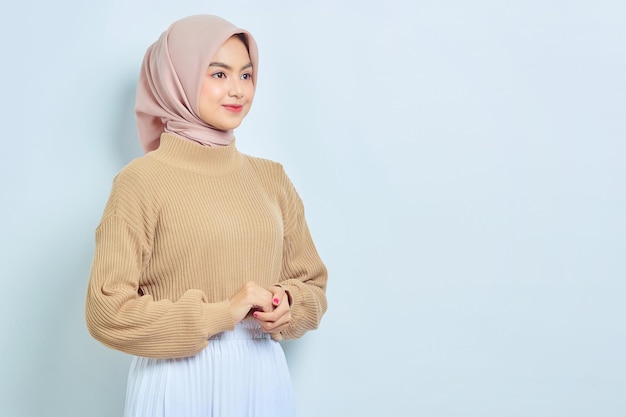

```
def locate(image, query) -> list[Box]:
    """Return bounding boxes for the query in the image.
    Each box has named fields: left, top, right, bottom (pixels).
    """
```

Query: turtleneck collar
left=147, top=133, right=243, bottom=177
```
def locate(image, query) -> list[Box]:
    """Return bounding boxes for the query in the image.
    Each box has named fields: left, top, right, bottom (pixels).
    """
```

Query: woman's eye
left=212, top=72, right=226, bottom=79
left=241, top=73, right=252, bottom=80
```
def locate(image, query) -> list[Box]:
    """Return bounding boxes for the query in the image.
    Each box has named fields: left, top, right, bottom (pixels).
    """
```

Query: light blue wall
left=1, top=1, right=625, bottom=416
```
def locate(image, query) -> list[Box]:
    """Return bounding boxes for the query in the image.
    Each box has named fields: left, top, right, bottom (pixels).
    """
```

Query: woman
left=85, top=14, right=328, bottom=417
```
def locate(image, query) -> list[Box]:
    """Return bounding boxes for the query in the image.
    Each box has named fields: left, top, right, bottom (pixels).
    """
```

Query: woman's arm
left=272, top=170, right=328, bottom=340
left=85, top=215, right=236, bottom=359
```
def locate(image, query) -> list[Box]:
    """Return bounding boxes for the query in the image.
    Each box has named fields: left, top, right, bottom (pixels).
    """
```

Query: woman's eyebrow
left=208, top=62, right=253, bottom=71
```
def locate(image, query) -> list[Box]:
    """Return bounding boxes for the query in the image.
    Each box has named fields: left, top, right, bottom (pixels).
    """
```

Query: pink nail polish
left=273, top=298, right=280, bottom=304
left=253, top=312, right=259, bottom=318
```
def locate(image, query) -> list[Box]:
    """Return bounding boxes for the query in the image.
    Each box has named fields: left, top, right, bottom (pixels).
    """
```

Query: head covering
left=135, top=15, right=258, bottom=153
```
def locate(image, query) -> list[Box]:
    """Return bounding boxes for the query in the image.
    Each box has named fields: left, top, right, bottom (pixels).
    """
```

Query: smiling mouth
left=223, top=104, right=243, bottom=113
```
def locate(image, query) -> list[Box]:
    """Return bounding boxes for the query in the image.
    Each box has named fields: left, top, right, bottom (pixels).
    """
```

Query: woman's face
left=198, top=35, right=255, bottom=130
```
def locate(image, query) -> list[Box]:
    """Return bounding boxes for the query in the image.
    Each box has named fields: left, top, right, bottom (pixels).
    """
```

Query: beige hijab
left=135, top=15, right=258, bottom=153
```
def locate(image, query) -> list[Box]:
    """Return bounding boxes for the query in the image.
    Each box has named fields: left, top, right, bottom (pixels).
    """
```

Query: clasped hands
left=229, top=281, right=291, bottom=334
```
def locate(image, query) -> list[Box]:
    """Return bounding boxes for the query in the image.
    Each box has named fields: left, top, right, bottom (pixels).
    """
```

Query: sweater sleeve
left=85, top=173, right=235, bottom=359
left=275, top=170, right=328, bottom=340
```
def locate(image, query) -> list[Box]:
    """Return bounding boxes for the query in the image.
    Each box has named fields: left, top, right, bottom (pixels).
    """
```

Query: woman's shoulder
left=105, top=155, right=169, bottom=199
left=98, top=156, right=165, bottom=225
left=114, top=155, right=162, bottom=183
left=241, top=154, right=303, bottom=205
left=242, top=154, right=287, bottom=178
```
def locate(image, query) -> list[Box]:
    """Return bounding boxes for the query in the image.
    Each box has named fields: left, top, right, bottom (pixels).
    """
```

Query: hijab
left=135, top=15, right=259, bottom=153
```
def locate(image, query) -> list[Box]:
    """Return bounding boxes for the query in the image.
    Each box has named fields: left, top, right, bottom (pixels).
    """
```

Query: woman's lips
left=223, top=104, right=243, bottom=113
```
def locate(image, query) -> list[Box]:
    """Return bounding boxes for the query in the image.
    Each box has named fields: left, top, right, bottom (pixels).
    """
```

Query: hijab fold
left=135, top=15, right=258, bottom=153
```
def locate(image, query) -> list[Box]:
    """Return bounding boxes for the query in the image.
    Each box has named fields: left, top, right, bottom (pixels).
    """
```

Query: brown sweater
left=85, top=133, right=327, bottom=359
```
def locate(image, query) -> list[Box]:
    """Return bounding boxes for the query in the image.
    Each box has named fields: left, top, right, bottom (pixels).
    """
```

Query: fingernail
left=273, top=298, right=280, bottom=304
left=253, top=312, right=259, bottom=318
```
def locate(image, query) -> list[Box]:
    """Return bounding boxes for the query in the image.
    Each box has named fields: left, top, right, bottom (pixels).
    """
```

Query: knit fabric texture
left=85, top=133, right=328, bottom=359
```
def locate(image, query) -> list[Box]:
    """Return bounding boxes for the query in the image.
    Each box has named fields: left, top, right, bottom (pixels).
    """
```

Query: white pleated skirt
left=124, top=320, right=296, bottom=417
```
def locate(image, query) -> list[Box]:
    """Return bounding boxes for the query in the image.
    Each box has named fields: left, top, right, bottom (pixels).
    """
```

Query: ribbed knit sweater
left=85, top=133, right=327, bottom=359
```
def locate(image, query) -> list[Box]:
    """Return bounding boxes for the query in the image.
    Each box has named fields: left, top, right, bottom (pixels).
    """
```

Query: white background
left=1, top=1, right=625, bottom=416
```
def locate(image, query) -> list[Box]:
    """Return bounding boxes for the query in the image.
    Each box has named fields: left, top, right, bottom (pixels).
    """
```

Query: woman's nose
left=229, top=80, right=244, bottom=98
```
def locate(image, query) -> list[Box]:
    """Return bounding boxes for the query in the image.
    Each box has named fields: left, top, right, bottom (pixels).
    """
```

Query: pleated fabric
left=124, top=320, right=296, bottom=417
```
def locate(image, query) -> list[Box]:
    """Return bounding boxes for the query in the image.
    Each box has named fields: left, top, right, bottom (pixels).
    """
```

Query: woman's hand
left=229, top=281, right=274, bottom=325
left=253, top=286, right=291, bottom=334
